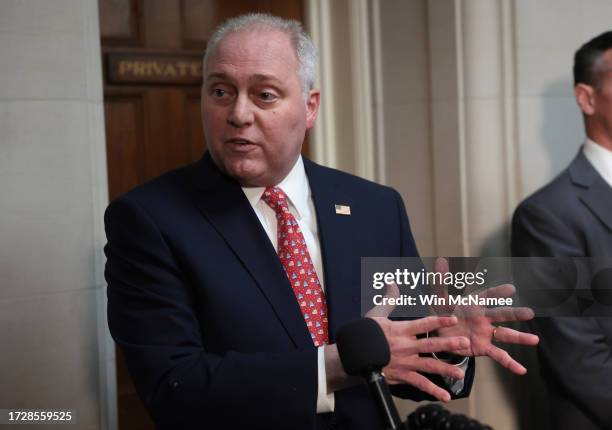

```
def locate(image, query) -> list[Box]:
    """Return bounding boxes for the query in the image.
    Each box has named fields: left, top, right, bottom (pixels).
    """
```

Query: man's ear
left=575, top=83, right=596, bottom=115
left=305, top=90, right=320, bottom=130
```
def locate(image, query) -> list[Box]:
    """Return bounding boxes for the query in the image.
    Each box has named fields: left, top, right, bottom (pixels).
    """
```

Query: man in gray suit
left=512, top=31, right=612, bottom=429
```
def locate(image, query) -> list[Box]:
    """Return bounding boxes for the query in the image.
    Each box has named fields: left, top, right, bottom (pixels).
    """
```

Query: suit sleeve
left=105, top=196, right=318, bottom=429
left=389, top=190, right=475, bottom=401
left=512, top=202, right=612, bottom=428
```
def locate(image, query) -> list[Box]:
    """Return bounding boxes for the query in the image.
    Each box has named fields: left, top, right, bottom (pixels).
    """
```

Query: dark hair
left=574, top=31, right=612, bottom=87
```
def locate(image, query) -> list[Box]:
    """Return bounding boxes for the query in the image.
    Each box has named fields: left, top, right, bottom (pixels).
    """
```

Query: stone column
left=0, top=0, right=113, bottom=428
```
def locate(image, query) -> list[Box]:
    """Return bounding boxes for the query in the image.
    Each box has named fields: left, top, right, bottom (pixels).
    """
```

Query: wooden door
left=99, top=1, right=304, bottom=428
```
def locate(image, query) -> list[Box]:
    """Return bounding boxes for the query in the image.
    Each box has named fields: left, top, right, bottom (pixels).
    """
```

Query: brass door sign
left=106, top=52, right=203, bottom=85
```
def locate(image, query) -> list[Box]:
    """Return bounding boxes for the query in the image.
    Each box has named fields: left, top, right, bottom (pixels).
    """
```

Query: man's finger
left=481, top=283, right=516, bottom=299
left=485, top=306, right=535, bottom=322
left=365, top=282, right=400, bottom=318
left=394, top=335, right=469, bottom=354
left=432, top=258, right=450, bottom=299
left=401, top=372, right=452, bottom=402
left=493, top=326, right=539, bottom=345
left=434, top=257, right=449, bottom=276
left=486, top=344, right=527, bottom=375
left=406, top=356, right=466, bottom=380
left=399, top=315, right=459, bottom=336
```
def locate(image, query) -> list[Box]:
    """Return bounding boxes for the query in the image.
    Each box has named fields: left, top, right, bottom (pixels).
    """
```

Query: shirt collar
left=583, top=138, right=612, bottom=187
left=241, top=156, right=310, bottom=219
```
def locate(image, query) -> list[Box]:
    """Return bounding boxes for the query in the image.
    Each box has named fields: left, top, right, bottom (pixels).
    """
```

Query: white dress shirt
left=583, top=138, right=612, bottom=188
left=241, top=156, right=335, bottom=413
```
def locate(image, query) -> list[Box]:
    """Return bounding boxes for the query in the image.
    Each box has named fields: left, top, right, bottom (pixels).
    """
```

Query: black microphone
left=336, top=318, right=403, bottom=430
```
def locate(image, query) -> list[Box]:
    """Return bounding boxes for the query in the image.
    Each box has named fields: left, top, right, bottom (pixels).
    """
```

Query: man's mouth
left=225, top=138, right=258, bottom=152
left=226, top=137, right=256, bottom=144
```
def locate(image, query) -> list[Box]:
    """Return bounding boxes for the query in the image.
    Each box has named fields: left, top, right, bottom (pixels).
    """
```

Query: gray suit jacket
left=512, top=150, right=612, bottom=430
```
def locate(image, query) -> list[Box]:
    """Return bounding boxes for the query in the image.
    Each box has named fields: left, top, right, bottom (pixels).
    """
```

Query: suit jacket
left=105, top=153, right=474, bottom=430
left=512, top=150, right=612, bottom=430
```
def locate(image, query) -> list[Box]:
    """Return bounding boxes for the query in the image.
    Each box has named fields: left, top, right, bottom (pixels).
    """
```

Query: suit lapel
left=304, top=159, right=356, bottom=341
left=580, top=181, right=612, bottom=232
left=190, top=154, right=312, bottom=348
left=569, top=151, right=612, bottom=232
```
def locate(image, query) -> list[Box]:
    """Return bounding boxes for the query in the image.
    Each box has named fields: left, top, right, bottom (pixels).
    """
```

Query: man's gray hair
left=203, top=13, right=317, bottom=100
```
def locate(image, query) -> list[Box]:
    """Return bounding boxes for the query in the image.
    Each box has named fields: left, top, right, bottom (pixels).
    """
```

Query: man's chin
left=225, top=161, right=267, bottom=187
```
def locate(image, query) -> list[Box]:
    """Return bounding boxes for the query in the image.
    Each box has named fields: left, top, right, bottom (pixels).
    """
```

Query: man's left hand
left=433, top=258, right=539, bottom=375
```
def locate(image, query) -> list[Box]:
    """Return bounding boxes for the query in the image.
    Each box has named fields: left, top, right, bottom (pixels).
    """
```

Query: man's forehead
left=214, top=28, right=294, bottom=58
left=206, top=29, right=299, bottom=81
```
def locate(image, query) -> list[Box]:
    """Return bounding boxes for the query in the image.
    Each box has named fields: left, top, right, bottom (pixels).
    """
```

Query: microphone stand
left=367, top=370, right=402, bottom=430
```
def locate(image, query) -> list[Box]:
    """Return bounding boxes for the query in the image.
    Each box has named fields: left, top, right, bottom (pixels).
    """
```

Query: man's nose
left=227, top=94, right=254, bottom=128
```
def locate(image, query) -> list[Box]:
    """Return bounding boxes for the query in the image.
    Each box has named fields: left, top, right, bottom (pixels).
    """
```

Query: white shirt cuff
left=316, top=346, right=335, bottom=413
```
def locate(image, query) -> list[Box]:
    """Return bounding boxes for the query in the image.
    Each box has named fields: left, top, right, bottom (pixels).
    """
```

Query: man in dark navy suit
left=106, top=13, right=538, bottom=429
left=513, top=31, right=612, bottom=430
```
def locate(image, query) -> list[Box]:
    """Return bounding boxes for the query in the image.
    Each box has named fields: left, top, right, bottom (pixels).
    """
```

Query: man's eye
left=212, top=88, right=226, bottom=97
left=259, top=91, right=277, bottom=101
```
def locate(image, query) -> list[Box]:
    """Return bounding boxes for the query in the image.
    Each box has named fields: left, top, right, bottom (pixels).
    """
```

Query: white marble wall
left=0, top=0, right=111, bottom=429
left=374, top=0, right=437, bottom=256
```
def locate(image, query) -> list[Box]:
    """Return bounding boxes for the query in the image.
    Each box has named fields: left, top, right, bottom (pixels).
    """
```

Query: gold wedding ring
left=492, top=326, right=499, bottom=342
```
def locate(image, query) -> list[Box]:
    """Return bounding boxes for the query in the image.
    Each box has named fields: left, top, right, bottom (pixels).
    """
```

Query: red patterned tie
left=261, top=186, right=329, bottom=347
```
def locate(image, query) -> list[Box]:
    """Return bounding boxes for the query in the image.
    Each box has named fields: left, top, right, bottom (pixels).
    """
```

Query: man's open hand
left=433, top=258, right=539, bottom=375
left=365, top=283, right=470, bottom=401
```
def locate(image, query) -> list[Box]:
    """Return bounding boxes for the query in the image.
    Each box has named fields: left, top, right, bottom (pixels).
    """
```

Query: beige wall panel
left=0, top=0, right=110, bottom=428
left=0, top=290, right=102, bottom=430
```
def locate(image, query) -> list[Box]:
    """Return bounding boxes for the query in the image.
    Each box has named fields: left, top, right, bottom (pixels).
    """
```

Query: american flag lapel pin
left=335, top=204, right=351, bottom=215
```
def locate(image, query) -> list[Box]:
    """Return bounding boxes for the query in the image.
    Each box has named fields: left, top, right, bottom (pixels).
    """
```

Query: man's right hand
left=325, top=283, right=470, bottom=402
left=370, top=315, right=468, bottom=401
